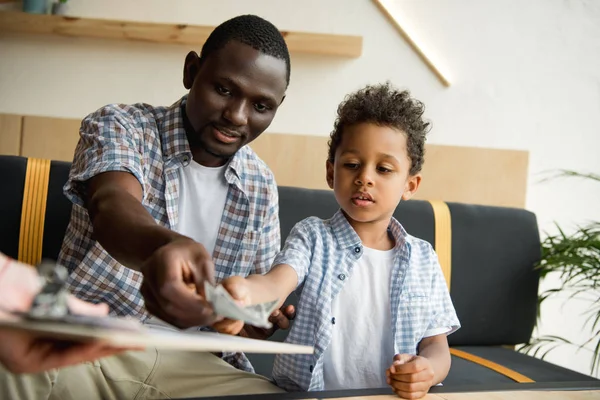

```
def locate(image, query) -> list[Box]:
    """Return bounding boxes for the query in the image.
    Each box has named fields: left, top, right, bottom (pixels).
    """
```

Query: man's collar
left=159, top=95, right=191, bottom=164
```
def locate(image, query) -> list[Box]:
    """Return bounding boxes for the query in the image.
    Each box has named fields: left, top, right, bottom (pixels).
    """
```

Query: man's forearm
left=418, top=341, right=451, bottom=385
left=88, top=188, right=183, bottom=271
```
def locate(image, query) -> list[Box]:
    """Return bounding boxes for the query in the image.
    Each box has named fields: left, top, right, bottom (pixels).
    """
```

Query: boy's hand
left=210, top=276, right=249, bottom=335
left=239, top=304, right=296, bottom=340
left=386, top=354, right=435, bottom=399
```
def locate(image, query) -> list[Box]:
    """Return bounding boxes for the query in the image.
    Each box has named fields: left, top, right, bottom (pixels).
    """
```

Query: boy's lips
left=352, top=192, right=374, bottom=202
left=351, top=192, right=374, bottom=207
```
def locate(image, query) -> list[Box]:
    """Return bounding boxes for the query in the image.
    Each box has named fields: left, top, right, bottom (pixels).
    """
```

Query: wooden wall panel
left=20, top=116, right=80, bottom=162
left=251, top=133, right=330, bottom=191
left=2, top=115, right=529, bottom=208
left=0, top=113, right=22, bottom=156
left=252, top=133, right=529, bottom=208
left=415, top=145, right=529, bottom=208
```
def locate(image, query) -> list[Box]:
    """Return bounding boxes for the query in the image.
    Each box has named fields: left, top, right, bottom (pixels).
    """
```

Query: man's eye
left=254, top=103, right=269, bottom=112
left=216, top=86, right=231, bottom=96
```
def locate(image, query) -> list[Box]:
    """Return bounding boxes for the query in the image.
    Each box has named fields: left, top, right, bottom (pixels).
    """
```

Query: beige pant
left=0, top=348, right=284, bottom=400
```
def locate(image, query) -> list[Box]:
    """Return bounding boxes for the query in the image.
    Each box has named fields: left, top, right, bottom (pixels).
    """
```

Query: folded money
left=204, top=282, right=279, bottom=329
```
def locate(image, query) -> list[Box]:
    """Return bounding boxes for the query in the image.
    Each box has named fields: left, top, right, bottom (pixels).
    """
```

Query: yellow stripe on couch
left=427, top=200, right=535, bottom=383
left=18, top=158, right=51, bottom=265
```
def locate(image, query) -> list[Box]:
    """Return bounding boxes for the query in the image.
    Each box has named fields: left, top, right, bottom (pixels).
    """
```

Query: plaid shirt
left=271, top=210, right=460, bottom=391
left=58, top=95, right=280, bottom=372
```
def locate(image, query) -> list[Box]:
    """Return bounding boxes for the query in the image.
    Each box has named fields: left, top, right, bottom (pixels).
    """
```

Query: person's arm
left=86, top=171, right=184, bottom=270
left=386, top=334, right=450, bottom=399
left=417, top=335, right=451, bottom=383
left=211, top=264, right=298, bottom=335
left=67, top=109, right=216, bottom=328
left=0, top=254, right=139, bottom=374
left=212, top=220, right=314, bottom=335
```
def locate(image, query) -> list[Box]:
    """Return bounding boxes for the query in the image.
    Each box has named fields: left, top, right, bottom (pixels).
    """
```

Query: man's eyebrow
left=220, top=77, right=278, bottom=104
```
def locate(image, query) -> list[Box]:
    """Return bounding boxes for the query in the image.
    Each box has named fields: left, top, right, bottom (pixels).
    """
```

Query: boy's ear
left=401, top=173, right=422, bottom=201
left=326, top=160, right=334, bottom=189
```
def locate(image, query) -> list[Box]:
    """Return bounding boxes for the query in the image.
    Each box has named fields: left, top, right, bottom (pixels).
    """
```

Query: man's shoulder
left=236, top=145, right=276, bottom=185
left=82, top=101, right=167, bottom=128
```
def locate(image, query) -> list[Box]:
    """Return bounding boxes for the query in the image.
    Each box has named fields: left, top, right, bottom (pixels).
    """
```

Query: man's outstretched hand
left=140, top=237, right=219, bottom=329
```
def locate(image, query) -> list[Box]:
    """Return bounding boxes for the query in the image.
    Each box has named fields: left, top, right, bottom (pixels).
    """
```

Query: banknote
left=204, top=282, right=279, bottom=329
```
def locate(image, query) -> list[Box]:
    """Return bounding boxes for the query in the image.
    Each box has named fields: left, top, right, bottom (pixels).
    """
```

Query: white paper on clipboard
left=0, top=315, right=313, bottom=355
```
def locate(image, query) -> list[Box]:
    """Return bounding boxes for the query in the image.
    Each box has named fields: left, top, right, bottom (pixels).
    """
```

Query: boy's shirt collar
left=330, top=209, right=410, bottom=251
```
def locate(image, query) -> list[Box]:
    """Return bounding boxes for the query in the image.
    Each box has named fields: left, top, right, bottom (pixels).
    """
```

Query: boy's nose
left=355, top=174, right=374, bottom=187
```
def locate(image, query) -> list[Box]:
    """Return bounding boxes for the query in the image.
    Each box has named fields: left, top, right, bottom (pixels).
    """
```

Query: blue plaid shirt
left=58, top=95, right=280, bottom=372
left=271, top=210, right=460, bottom=391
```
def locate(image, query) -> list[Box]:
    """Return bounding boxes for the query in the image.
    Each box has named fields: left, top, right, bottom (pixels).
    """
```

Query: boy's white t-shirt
left=144, top=159, right=228, bottom=330
left=322, top=246, right=451, bottom=390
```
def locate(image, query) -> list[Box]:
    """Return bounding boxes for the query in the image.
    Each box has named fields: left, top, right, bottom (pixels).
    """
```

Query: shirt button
left=354, top=247, right=361, bottom=253
left=331, top=317, right=336, bottom=324
left=309, top=365, right=314, bottom=373
left=338, top=274, right=345, bottom=281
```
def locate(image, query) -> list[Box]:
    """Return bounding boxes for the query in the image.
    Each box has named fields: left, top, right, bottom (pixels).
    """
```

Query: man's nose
left=223, top=100, right=249, bottom=127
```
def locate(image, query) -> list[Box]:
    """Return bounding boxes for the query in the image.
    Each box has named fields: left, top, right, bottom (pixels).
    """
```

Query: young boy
left=213, top=83, right=460, bottom=398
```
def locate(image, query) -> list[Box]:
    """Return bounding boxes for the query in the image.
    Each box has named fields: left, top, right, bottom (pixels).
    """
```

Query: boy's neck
left=343, top=212, right=395, bottom=251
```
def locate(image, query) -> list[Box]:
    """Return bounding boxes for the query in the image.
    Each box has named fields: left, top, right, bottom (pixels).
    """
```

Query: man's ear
left=183, top=51, right=201, bottom=89
left=401, top=173, right=422, bottom=201
left=326, top=160, right=334, bottom=189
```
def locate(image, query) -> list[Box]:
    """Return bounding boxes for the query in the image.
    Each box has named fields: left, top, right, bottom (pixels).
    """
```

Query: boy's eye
left=344, top=163, right=359, bottom=169
left=377, top=166, right=393, bottom=173
left=216, top=86, right=231, bottom=96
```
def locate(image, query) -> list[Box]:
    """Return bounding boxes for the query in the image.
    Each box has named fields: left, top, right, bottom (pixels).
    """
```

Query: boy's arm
left=220, top=264, right=298, bottom=308
left=212, top=264, right=297, bottom=335
left=417, top=334, right=451, bottom=385
left=386, top=334, right=450, bottom=399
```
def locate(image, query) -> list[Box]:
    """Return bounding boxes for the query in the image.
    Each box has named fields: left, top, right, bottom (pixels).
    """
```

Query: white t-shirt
left=144, top=159, right=229, bottom=330
left=175, top=159, right=229, bottom=256
left=323, top=246, right=450, bottom=390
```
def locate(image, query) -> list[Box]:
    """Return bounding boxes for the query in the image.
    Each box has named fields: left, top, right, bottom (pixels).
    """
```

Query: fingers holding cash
left=205, top=277, right=279, bottom=333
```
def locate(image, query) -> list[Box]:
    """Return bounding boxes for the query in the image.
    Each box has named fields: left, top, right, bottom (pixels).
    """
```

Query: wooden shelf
left=0, top=11, right=363, bottom=58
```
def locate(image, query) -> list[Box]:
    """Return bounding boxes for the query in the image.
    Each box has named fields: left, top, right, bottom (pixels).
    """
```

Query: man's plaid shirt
left=58, top=95, right=280, bottom=372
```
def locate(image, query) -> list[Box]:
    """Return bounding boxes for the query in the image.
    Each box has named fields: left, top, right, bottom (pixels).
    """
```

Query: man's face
left=183, top=41, right=288, bottom=166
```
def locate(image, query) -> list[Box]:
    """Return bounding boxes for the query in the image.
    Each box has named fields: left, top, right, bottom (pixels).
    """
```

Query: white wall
left=1, top=0, right=599, bottom=377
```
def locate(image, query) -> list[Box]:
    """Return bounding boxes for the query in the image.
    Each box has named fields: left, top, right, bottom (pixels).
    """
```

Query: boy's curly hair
left=327, top=82, right=431, bottom=175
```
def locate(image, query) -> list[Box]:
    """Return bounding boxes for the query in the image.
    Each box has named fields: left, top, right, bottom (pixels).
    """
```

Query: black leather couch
left=0, top=155, right=596, bottom=391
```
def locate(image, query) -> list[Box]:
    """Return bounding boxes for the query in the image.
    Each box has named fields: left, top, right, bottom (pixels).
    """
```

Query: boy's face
left=326, top=123, right=421, bottom=225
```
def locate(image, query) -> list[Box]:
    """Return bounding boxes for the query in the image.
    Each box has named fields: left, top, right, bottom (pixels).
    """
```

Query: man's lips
left=212, top=125, right=242, bottom=144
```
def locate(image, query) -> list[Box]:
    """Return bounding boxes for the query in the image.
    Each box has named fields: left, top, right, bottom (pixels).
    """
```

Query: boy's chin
left=342, top=207, right=389, bottom=224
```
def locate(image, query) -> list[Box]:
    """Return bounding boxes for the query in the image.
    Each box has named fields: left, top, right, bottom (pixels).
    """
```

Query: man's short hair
left=201, top=15, right=291, bottom=86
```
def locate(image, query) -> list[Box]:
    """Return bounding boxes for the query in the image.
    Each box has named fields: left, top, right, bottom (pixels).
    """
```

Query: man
left=0, top=14, right=293, bottom=399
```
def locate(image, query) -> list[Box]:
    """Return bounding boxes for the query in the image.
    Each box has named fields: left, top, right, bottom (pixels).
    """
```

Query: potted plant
left=51, top=0, right=68, bottom=15
left=518, top=171, right=600, bottom=376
